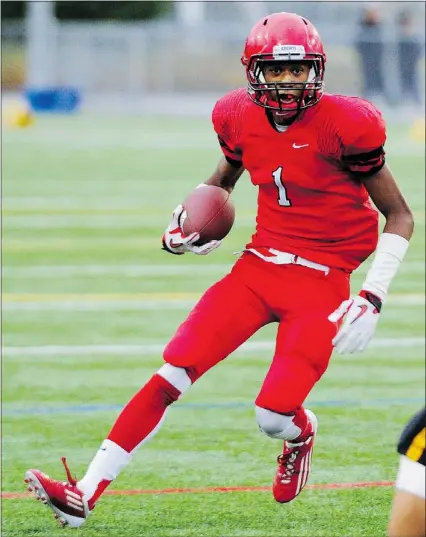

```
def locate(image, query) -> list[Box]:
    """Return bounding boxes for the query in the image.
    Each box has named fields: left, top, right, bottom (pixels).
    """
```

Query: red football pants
left=163, top=252, right=350, bottom=413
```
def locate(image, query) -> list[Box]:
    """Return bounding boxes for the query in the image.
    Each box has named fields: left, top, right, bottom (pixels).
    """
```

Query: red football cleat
left=273, top=410, right=318, bottom=503
left=24, top=457, right=92, bottom=528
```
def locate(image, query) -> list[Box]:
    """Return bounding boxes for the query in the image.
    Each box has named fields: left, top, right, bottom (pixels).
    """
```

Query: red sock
left=107, top=373, right=181, bottom=453
left=78, top=373, right=183, bottom=506
left=287, top=407, right=311, bottom=443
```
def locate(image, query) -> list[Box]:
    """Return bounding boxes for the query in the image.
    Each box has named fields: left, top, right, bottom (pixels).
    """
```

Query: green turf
left=2, top=114, right=425, bottom=536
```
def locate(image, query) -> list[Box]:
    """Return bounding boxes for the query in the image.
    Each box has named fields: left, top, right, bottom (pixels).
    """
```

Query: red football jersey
left=212, top=88, right=387, bottom=271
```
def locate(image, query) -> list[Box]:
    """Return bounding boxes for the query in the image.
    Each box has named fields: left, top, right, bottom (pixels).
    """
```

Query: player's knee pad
left=255, top=405, right=303, bottom=441
left=157, top=364, right=192, bottom=394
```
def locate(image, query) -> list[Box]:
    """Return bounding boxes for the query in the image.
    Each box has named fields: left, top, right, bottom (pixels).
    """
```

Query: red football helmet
left=241, top=12, right=326, bottom=113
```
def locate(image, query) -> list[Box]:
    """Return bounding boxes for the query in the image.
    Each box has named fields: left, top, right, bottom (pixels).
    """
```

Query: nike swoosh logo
left=350, top=304, right=368, bottom=324
left=169, top=239, right=184, bottom=249
left=293, top=143, right=309, bottom=149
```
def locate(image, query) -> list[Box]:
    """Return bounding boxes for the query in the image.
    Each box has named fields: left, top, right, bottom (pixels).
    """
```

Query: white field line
left=3, top=130, right=424, bottom=154
left=2, top=238, right=158, bottom=252
left=2, top=293, right=424, bottom=311
left=1, top=213, right=258, bottom=228
left=7, top=139, right=426, bottom=159
left=3, top=208, right=425, bottom=228
left=3, top=133, right=216, bottom=150
left=2, top=262, right=425, bottom=279
left=2, top=337, right=424, bottom=357
left=3, top=204, right=425, bottom=217
left=2, top=300, right=196, bottom=311
left=2, top=199, right=166, bottom=210
left=2, top=213, right=259, bottom=228
left=3, top=215, right=168, bottom=229
left=2, top=264, right=233, bottom=278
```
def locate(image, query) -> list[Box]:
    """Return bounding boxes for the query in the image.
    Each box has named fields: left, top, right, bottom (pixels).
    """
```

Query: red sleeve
left=212, top=89, right=246, bottom=163
left=339, top=98, right=387, bottom=177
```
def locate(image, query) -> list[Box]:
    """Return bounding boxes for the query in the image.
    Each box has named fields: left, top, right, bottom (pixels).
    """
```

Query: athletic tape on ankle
left=157, top=364, right=192, bottom=393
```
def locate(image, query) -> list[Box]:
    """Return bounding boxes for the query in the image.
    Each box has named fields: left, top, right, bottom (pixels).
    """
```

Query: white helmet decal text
left=272, top=44, right=306, bottom=59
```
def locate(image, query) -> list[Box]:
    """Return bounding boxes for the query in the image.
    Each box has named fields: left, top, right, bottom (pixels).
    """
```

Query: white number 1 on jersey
left=272, top=166, right=291, bottom=207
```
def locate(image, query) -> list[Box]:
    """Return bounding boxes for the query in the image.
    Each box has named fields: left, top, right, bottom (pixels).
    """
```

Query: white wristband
left=362, top=233, right=409, bottom=302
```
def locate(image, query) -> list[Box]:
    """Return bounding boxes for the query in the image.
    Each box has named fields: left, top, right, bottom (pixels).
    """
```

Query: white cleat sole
left=24, top=470, right=87, bottom=528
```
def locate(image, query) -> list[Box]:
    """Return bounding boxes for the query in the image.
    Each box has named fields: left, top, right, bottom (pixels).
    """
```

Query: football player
left=25, top=12, right=414, bottom=528
left=388, top=407, right=426, bottom=537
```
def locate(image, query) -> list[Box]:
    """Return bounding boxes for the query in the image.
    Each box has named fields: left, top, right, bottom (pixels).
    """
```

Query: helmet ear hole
left=263, top=18, right=268, bottom=26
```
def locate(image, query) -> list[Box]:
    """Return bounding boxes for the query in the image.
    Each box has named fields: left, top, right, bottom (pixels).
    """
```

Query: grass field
left=2, top=114, right=425, bottom=537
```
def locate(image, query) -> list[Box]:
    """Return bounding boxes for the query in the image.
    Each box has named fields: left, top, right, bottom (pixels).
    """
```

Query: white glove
left=162, top=205, right=221, bottom=256
left=328, top=291, right=382, bottom=354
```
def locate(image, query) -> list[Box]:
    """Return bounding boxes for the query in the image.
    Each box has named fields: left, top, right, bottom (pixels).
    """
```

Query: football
left=182, top=185, right=235, bottom=245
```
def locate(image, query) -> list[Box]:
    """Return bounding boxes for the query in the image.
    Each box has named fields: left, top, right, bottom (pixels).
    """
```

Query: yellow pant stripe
left=406, top=427, right=426, bottom=462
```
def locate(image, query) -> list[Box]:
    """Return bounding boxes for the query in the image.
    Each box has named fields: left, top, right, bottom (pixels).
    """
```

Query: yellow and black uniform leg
left=397, top=407, right=426, bottom=466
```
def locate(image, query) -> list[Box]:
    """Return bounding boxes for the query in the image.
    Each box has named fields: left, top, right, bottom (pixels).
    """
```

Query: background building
left=2, top=1, right=425, bottom=115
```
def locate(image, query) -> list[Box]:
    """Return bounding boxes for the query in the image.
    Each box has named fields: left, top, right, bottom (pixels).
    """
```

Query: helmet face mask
left=241, top=13, right=327, bottom=114
left=248, top=56, right=324, bottom=113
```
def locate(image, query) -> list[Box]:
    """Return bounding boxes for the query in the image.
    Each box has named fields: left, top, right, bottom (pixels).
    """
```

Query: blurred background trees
left=2, top=1, right=172, bottom=20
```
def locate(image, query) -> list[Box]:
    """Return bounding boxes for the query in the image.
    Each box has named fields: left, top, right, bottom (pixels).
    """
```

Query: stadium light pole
left=175, top=0, right=206, bottom=27
left=26, top=1, right=56, bottom=88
